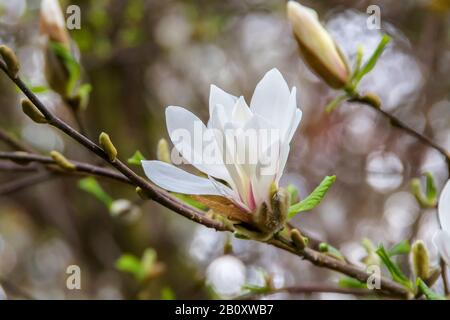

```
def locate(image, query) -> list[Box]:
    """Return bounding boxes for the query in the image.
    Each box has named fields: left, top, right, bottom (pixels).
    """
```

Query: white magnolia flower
left=287, top=1, right=349, bottom=88
left=142, top=68, right=301, bottom=215
left=434, top=180, right=450, bottom=266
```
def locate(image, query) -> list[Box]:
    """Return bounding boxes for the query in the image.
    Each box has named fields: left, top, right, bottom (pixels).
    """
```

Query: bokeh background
left=0, top=0, right=449, bottom=299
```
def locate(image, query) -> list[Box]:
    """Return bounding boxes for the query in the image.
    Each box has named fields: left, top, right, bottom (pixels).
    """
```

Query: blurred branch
left=239, top=283, right=392, bottom=300
left=0, top=278, right=35, bottom=300
left=0, top=151, right=131, bottom=185
left=0, top=61, right=410, bottom=299
left=0, top=128, right=35, bottom=153
left=348, top=94, right=450, bottom=169
left=0, top=171, right=55, bottom=196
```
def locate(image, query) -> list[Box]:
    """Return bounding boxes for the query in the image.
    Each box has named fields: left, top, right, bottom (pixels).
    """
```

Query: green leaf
left=288, top=176, right=336, bottom=218
left=78, top=177, right=113, bottom=208
left=416, top=278, right=446, bottom=300
left=49, top=41, right=81, bottom=96
left=338, top=277, right=367, bottom=289
left=351, top=45, right=364, bottom=80
left=388, top=240, right=411, bottom=256
left=161, top=287, right=176, bottom=300
left=353, top=34, right=391, bottom=85
left=376, top=245, right=413, bottom=289
left=115, top=254, right=142, bottom=277
left=425, top=172, right=437, bottom=203
left=127, top=150, right=146, bottom=166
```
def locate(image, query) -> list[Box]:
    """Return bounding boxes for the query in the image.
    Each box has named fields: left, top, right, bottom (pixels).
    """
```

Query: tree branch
left=0, top=62, right=410, bottom=299
left=0, top=128, right=35, bottom=153
left=0, top=151, right=132, bottom=185
left=239, top=283, right=394, bottom=300
left=348, top=94, right=450, bottom=168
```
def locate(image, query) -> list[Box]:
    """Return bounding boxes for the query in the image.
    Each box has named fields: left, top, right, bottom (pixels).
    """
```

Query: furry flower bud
left=412, top=240, right=430, bottom=280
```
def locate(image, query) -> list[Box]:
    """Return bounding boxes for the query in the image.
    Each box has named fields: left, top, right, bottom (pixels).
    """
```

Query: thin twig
left=0, top=171, right=55, bottom=195
left=239, top=284, right=391, bottom=300
left=270, top=235, right=409, bottom=298
left=0, top=278, right=35, bottom=300
left=0, top=151, right=132, bottom=184
left=0, top=62, right=411, bottom=298
left=0, top=128, right=35, bottom=153
left=348, top=94, right=450, bottom=168
left=0, top=61, right=226, bottom=232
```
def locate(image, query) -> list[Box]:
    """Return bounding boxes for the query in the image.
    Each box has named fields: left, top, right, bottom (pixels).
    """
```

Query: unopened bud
left=360, top=92, right=381, bottom=109
left=412, top=240, right=430, bottom=280
left=157, top=138, right=171, bottom=163
left=50, top=150, right=76, bottom=171
left=135, top=187, right=148, bottom=200
left=290, top=228, right=307, bottom=250
left=21, top=99, right=47, bottom=124
left=99, top=132, right=117, bottom=162
left=287, top=1, right=350, bottom=88
left=0, top=45, right=20, bottom=78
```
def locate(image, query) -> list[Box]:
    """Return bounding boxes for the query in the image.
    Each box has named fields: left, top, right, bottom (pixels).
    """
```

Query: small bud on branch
left=50, top=150, right=76, bottom=171
left=21, top=99, right=48, bottom=124
left=0, top=45, right=20, bottom=78
left=99, top=132, right=118, bottom=162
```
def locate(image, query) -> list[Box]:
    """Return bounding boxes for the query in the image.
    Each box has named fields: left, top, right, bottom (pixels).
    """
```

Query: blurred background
left=0, top=0, right=449, bottom=299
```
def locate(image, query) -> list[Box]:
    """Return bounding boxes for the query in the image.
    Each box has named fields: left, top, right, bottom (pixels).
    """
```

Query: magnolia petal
left=438, top=180, right=450, bottom=232
left=165, top=106, right=230, bottom=181
left=231, top=96, right=253, bottom=126
left=286, top=109, right=302, bottom=145
left=433, top=230, right=450, bottom=266
left=209, top=85, right=237, bottom=118
left=250, top=69, right=291, bottom=130
left=210, top=104, right=250, bottom=205
left=141, top=160, right=224, bottom=196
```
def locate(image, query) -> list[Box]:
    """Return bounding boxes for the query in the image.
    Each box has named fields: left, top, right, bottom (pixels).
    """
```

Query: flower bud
left=287, top=1, right=350, bottom=88
left=99, top=132, right=118, bottom=162
left=412, top=240, right=430, bottom=280
left=157, top=138, right=171, bottom=163
left=360, top=92, right=381, bottom=109
left=50, top=150, right=76, bottom=171
left=21, top=99, right=48, bottom=124
left=290, top=228, right=307, bottom=250
left=0, top=45, right=20, bottom=78
left=40, top=0, right=70, bottom=48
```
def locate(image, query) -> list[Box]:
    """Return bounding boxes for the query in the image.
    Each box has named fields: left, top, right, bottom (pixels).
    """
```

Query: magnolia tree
left=0, top=0, right=448, bottom=300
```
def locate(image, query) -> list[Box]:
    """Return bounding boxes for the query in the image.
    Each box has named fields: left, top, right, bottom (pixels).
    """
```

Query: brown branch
left=0, top=61, right=226, bottom=232
left=0, top=171, right=55, bottom=195
left=270, top=235, right=409, bottom=298
left=0, top=128, right=35, bottom=153
left=0, top=61, right=411, bottom=298
left=239, top=284, right=392, bottom=300
left=0, top=151, right=132, bottom=184
left=348, top=94, right=450, bottom=168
